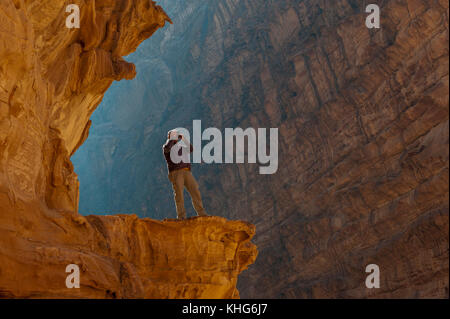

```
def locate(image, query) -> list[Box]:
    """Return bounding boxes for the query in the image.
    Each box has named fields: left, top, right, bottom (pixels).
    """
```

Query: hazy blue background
left=72, top=0, right=225, bottom=219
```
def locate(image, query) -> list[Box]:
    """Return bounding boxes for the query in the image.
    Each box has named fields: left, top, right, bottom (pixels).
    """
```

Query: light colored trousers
left=168, top=169, right=207, bottom=219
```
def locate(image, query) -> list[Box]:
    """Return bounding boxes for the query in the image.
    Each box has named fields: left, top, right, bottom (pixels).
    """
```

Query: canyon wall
left=0, top=0, right=257, bottom=298
left=74, top=0, right=449, bottom=298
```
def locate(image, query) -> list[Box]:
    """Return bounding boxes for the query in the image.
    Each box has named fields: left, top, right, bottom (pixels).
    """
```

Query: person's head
left=167, top=130, right=179, bottom=140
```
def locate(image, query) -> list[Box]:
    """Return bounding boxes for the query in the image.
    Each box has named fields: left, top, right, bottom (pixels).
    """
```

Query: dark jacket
left=163, top=139, right=193, bottom=172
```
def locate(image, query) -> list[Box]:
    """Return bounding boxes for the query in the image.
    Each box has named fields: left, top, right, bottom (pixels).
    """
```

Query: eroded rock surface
left=74, top=0, right=449, bottom=298
left=0, top=193, right=256, bottom=298
left=0, top=0, right=257, bottom=298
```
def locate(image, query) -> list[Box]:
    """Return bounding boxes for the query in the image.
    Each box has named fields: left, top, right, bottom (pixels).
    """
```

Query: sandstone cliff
left=74, top=0, right=449, bottom=298
left=0, top=194, right=256, bottom=298
left=0, top=0, right=257, bottom=298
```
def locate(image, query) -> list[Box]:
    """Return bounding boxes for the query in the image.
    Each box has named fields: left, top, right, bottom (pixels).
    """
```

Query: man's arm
left=180, top=134, right=194, bottom=153
left=163, top=140, right=176, bottom=154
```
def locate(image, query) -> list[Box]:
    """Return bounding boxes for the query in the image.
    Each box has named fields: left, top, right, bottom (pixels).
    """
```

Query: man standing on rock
left=163, top=129, right=208, bottom=220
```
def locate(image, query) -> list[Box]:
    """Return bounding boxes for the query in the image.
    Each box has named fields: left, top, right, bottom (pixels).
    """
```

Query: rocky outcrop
left=0, top=193, right=256, bottom=298
left=0, top=0, right=257, bottom=298
left=0, top=0, right=171, bottom=212
left=74, top=0, right=449, bottom=298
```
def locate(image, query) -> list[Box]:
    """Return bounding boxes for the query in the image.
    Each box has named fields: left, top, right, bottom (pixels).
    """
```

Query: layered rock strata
left=0, top=0, right=257, bottom=298
left=74, top=0, right=449, bottom=298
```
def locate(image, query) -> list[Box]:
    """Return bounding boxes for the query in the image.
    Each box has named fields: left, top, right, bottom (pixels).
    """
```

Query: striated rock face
left=0, top=193, right=256, bottom=298
left=0, top=0, right=170, bottom=212
left=74, top=0, right=449, bottom=298
left=0, top=0, right=257, bottom=298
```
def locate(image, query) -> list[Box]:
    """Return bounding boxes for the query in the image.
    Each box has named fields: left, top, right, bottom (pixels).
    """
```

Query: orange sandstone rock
left=0, top=0, right=257, bottom=298
left=0, top=0, right=171, bottom=212
left=0, top=193, right=257, bottom=298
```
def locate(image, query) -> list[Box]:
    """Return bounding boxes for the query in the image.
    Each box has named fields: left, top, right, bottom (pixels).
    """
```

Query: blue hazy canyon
left=73, top=0, right=214, bottom=218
